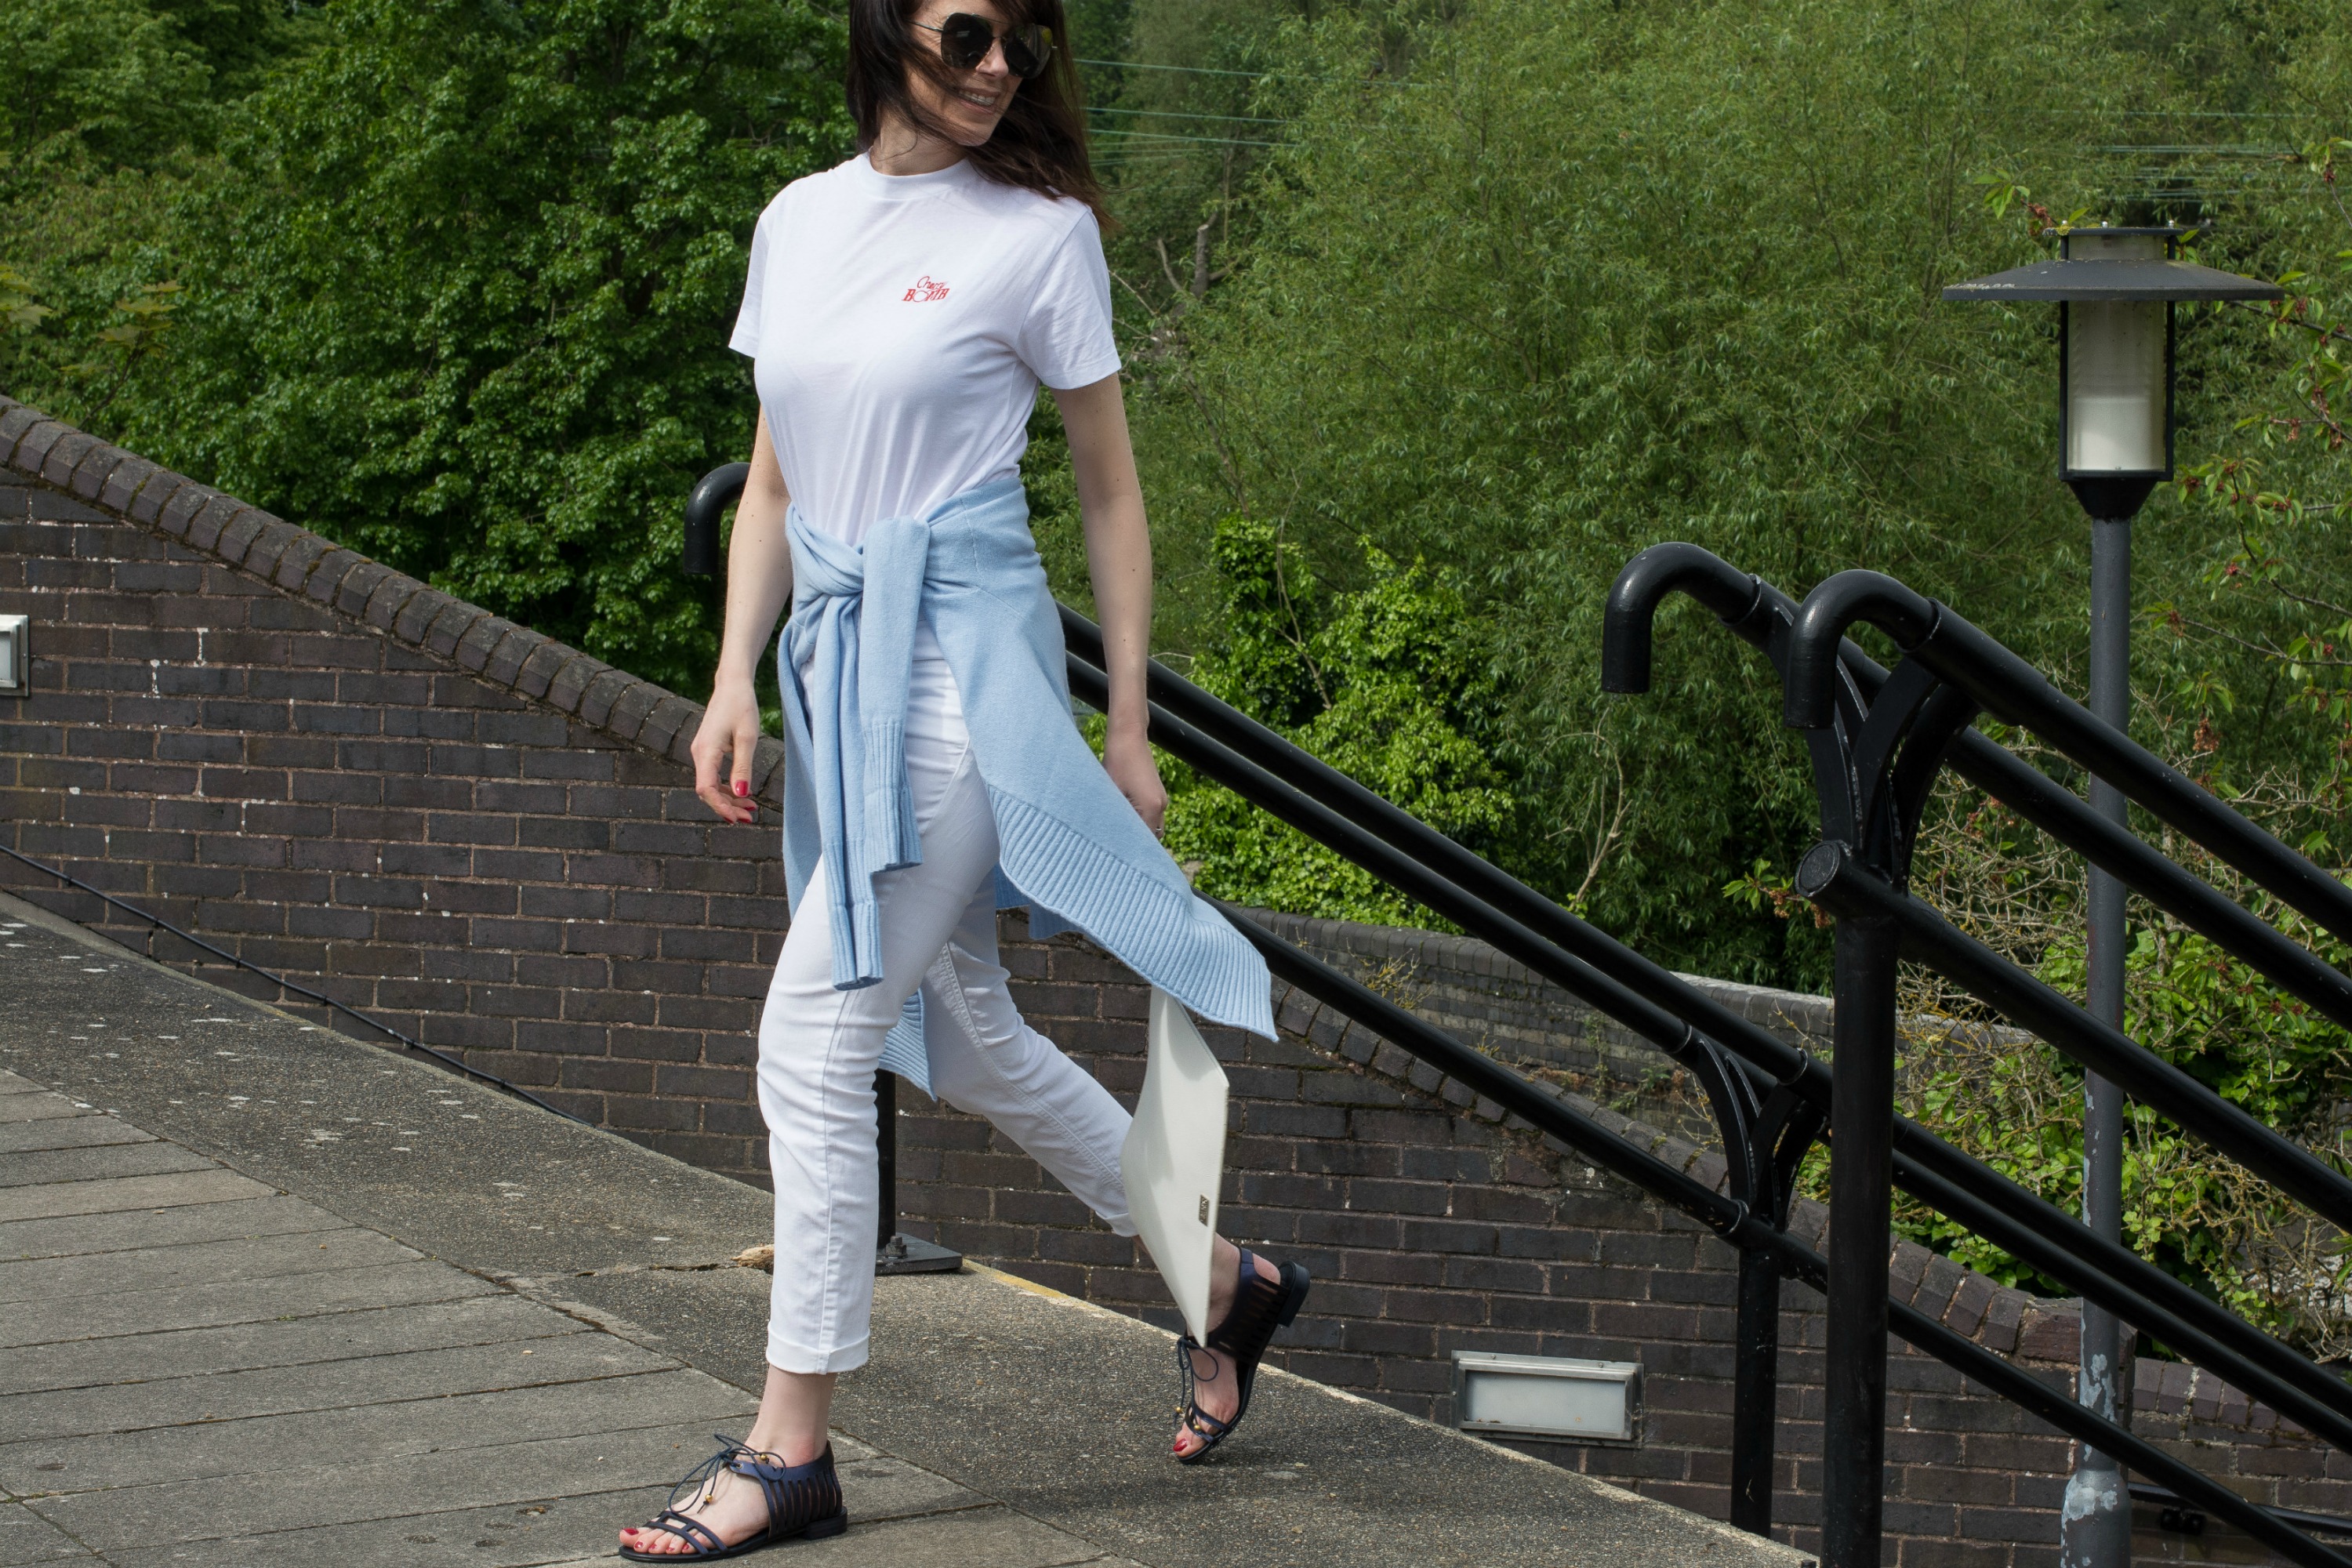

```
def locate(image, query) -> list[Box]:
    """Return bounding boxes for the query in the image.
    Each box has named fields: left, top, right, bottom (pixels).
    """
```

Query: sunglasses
left=915, top=13, right=1054, bottom=80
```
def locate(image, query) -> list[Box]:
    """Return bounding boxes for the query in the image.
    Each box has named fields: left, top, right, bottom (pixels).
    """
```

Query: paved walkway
left=0, top=888, right=1805, bottom=1568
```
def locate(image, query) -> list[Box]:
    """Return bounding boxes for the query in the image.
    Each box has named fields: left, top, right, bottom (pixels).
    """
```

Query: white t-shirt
left=729, top=152, right=1123, bottom=546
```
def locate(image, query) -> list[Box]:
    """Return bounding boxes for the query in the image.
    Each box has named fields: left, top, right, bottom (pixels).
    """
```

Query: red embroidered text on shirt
left=902, top=276, right=950, bottom=303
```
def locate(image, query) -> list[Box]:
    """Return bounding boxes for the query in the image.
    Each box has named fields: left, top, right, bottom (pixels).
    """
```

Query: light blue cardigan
left=779, top=474, right=1273, bottom=1090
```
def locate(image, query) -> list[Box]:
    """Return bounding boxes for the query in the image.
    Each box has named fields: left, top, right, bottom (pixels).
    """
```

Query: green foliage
left=1126, top=0, right=2147, bottom=987
left=0, top=0, right=211, bottom=175
left=0, top=0, right=255, bottom=412
left=1161, top=516, right=1521, bottom=924
left=1891, top=870, right=2352, bottom=1346
left=16, top=0, right=853, bottom=694
left=0, top=263, right=56, bottom=413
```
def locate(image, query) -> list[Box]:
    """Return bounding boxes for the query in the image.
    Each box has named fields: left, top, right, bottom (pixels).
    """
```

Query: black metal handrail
left=1603, top=546, right=2352, bottom=1036
left=1601, top=550, right=2352, bottom=1429
left=1065, top=604, right=2352, bottom=1448
left=2133, top=1482, right=2352, bottom=1540
left=1230, top=901, right=2352, bottom=1568
left=1603, top=550, right=2352, bottom=1381
left=1608, top=541, right=2352, bottom=1568
left=1799, top=837, right=2352, bottom=1231
left=684, top=462, right=748, bottom=579
left=1783, top=569, right=2352, bottom=946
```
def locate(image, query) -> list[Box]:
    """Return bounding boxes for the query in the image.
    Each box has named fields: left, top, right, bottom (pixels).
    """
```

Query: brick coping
left=0, top=394, right=789, bottom=802
left=0, top=391, right=2290, bottom=1438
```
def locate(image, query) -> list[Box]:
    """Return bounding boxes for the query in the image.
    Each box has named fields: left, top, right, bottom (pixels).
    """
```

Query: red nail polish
left=734, top=780, right=749, bottom=797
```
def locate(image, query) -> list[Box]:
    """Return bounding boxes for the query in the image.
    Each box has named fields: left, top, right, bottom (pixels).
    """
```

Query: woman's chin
left=946, top=113, right=1004, bottom=148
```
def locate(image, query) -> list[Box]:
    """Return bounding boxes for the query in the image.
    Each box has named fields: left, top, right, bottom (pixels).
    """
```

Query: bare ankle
left=744, top=1432, right=828, bottom=1468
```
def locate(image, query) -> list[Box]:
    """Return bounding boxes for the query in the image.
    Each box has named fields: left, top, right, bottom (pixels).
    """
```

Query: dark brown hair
left=844, top=0, right=1109, bottom=225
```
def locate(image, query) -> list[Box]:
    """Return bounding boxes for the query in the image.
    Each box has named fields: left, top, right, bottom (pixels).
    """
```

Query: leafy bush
left=1873, top=771, right=2352, bottom=1353
left=17, top=0, right=853, bottom=695
left=1125, top=0, right=2152, bottom=986
left=1161, top=516, right=1526, bottom=925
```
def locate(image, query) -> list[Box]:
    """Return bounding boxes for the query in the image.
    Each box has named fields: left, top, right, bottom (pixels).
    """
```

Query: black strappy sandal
left=1174, top=1247, right=1312, bottom=1465
left=619, top=1434, right=848, bottom=1561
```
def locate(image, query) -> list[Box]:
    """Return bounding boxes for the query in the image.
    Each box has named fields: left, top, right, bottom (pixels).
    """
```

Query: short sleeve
left=1014, top=209, right=1121, bottom=390
left=729, top=203, right=773, bottom=358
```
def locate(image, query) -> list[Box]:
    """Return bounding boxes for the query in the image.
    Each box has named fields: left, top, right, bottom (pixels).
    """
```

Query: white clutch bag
left=1120, top=988, right=1232, bottom=1343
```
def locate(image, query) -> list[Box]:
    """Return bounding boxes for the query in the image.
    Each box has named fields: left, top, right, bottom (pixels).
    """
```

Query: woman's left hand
left=1103, top=727, right=1168, bottom=837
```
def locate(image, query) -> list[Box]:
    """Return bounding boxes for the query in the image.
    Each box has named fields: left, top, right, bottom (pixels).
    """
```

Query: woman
left=619, top=2, right=1310, bottom=1558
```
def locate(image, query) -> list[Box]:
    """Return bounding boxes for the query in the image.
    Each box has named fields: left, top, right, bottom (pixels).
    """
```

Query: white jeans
left=757, top=641, right=1137, bottom=1374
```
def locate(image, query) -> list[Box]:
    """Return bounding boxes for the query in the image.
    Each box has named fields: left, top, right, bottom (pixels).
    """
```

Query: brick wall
left=0, top=397, right=800, bottom=1181
left=2, top=396, right=2336, bottom=1565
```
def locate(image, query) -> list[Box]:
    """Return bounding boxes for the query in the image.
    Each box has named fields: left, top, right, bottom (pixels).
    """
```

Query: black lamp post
left=1944, top=228, right=2279, bottom=1568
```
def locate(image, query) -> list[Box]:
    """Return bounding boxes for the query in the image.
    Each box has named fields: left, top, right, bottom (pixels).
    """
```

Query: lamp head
left=1942, top=227, right=2283, bottom=522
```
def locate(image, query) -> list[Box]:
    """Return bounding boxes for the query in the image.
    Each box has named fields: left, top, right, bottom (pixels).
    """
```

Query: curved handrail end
left=684, top=461, right=752, bottom=579
left=1784, top=570, right=1939, bottom=728
left=1602, top=543, right=1766, bottom=694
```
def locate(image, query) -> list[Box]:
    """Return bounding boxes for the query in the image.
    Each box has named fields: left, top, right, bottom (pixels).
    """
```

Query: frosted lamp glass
left=0, top=628, right=13, bottom=688
left=2063, top=230, right=2169, bottom=476
left=1453, top=1352, right=1639, bottom=1441
left=2066, top=299, right=2165, bottom=473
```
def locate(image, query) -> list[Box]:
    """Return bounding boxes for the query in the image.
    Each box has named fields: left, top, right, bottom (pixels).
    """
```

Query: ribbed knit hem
left=987, top=786, right=1274, bottom=1040
left=859, top=714, right=921, bottom=873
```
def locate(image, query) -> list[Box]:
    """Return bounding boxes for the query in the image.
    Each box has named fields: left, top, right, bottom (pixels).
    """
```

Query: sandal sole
left=617, top=1509, right=849, bottom=1561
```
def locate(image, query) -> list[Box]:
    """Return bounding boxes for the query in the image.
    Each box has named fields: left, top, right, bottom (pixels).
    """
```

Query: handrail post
left=1821, top=906, right=1900, bottom=1568
left=1674, top=1033, right=1820, bottom=1539
left=1730, top=1247, right=1782, bottom=1534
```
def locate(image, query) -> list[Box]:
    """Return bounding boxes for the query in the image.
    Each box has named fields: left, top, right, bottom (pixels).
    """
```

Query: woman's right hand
left=692, top=674, right=765, bottom=824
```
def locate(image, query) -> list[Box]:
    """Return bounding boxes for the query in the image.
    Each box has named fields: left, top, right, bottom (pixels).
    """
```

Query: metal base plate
left=876, top=1232, right=963, bottom=1276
